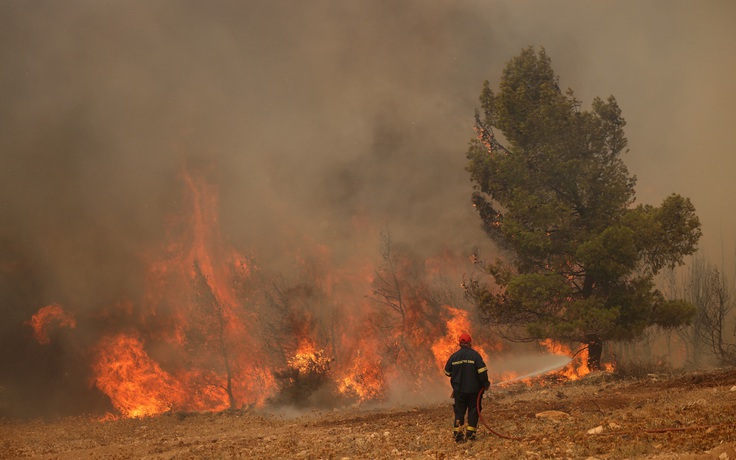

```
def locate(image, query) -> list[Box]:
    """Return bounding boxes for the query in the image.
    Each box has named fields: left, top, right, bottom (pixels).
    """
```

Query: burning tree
left=272, top=341, right=333, bottom=407
left=87, top=170, right=275, bottom=418
left=191, top=261, right=237, bottom=409
left=464, top=47, right=702, bottom=369
left=369, top=230, right=449, bottom=388
left=262, top=278, right=337, bottom=406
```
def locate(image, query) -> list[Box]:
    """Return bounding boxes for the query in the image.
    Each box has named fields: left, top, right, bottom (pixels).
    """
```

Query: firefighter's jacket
left=444, top=346, right=490, bottom=394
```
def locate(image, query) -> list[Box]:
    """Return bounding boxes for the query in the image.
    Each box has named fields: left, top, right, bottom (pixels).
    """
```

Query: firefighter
left=444, top=333, right=490, bottom=442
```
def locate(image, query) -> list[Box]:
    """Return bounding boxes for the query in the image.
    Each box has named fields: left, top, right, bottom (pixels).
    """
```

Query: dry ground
left=2, top=368, right=735, bottom=459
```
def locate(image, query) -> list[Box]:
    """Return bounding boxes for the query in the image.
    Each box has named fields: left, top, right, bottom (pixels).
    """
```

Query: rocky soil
left=2, top=367, right=735, bottom=459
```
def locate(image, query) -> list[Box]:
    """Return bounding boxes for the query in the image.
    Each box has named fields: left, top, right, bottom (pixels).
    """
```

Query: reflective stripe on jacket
left=444, top=346, right=490, bottom=394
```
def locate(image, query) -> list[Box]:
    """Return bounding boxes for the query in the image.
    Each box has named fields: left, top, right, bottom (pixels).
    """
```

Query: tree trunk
left=586, top=334, right=603, bottom=371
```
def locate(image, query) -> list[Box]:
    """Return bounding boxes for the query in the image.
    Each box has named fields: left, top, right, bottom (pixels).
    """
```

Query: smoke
left=1, top=0, right=734, bottom=417
left=488, top=354, right=574, bottom=384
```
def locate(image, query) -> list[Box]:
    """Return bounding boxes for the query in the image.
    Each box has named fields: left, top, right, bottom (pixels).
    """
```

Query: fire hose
left=470, top=357, right=574, bottom=441
left=475, top=387, right=523, bottom=441
left=469, top=356, right=576, bottom=441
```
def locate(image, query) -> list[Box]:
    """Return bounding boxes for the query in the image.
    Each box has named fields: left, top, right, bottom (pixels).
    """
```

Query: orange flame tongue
left=92, top=334, right=185, bottom=418
left=540, top=339, right=590, bottom=380
left=89, top=170, right=267, bottom=417
left=430, top=306, right=492, bottom=370
left=337, top=344, right=386, bottom=401
left=430, top=306, right=469, bottom=368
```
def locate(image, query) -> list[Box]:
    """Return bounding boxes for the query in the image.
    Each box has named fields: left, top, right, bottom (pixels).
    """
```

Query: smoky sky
left=1, top=0, right=735, bottom=415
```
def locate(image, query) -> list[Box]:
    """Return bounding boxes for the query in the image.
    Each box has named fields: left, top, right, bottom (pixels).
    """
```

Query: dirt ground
left=2, top=367, right=735, bottom=460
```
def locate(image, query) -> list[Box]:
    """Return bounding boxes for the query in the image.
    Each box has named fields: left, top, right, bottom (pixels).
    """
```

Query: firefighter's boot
left=453, top=420, right=465, bottom=443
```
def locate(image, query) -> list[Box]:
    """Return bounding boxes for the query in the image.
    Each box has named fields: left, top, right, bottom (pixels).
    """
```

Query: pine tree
left=465, top=47, right=701, bottom=368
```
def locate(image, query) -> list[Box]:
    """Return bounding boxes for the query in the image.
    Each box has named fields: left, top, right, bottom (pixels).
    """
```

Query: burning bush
left=271, top=346, right=334, bottom=407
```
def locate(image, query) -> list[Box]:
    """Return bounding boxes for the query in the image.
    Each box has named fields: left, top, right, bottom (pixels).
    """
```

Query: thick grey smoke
left=1, top=0, right=734, bottom=417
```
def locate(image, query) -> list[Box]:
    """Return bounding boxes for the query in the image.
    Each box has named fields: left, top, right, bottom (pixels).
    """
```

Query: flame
left=89, top=169, right=272, bottom=417
left=92, top=334, right=186, bottom=418
left=288, top=338, right=331, bottom=376
left=26, top=304, right=76, bottom=344
left=337, top=344, right=387, bottom=402
left=32, top=168, right=501, bottom=417
left=540, top=338, right=590, bottom=380
left=430, top=306, right=492, bottom=371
